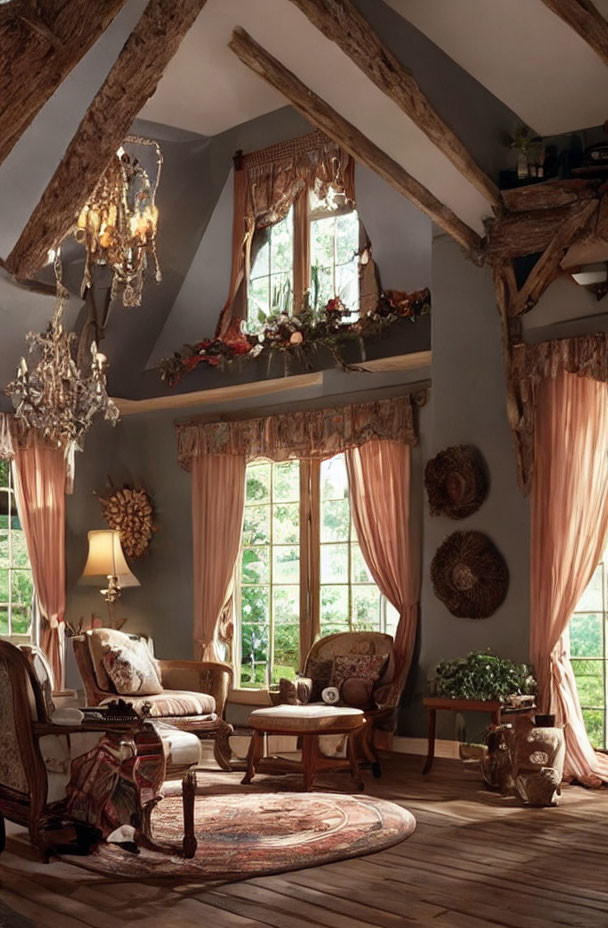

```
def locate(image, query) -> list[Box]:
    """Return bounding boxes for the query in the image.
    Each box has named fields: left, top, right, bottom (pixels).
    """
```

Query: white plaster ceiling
left=386, top=0, right=608, bottom=135
left=142, top=0, right=491, bottom=234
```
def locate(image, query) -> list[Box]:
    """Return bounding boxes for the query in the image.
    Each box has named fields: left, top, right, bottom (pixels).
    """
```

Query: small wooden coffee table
left=242, top=705, right=366, bottom=791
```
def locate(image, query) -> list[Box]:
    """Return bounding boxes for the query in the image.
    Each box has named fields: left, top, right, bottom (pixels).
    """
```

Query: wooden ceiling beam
left=540, top=0, right=608, bottom=67
left=287, top=0, right=500, bottom=209
left=0, top=0, right=127, bottom=167
left=229, top=27, right=483, bottom=259
left=6, top=0, right=208, bottom=280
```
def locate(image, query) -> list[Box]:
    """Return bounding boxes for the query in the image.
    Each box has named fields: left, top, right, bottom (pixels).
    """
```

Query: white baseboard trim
left=392, top=736, right=460, bottom=760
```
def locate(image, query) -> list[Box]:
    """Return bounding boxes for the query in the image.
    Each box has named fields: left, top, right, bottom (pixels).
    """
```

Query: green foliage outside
left=430, top=650, right=536, bottom=702
left=0, top=461, right=32, bottom=636
left=570, top=609, right=606, bottom=748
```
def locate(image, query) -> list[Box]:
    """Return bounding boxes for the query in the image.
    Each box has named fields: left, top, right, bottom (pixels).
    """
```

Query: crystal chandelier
left=5, top=262, right=120, bottom=452
left=74, top=135, right=162, bottom=308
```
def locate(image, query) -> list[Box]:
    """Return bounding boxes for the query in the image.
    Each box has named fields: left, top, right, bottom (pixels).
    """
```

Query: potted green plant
left=429, top=650, right=536, bottom=703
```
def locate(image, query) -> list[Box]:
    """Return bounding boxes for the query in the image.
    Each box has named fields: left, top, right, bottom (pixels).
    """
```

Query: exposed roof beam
left=229, top=27, right=483, bottom=258
left=540, top=0, right=608, bottom=67
left=0, top=0, right=127, bottom=167
left=287, top=0, right=500, bottom=209
left=6, top=0, right=208, bottom=280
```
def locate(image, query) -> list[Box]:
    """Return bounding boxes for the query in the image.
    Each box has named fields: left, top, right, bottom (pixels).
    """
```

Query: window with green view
left=570, top=553, right=608, bottom=749
left=236, top=453, right=396, bottom=688
left=0, top=459, right=33, bottom=638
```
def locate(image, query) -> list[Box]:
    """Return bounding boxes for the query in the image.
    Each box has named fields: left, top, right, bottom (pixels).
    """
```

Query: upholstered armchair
left=72, top=628, right=234, bottom=770
left=0, top=640, right=201, bottom=859
left=299, top=631, right=398, bottom=776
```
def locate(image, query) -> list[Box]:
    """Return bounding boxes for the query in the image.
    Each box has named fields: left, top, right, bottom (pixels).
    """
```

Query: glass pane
left=336, top=258, right=359, bottom=319
left=321, top=543, right=348, bottom=583
left=10, top=606, right=30, bottom=636
left=315, top=266, right=333, bottom=307
left=240, top=623, right=269, bottom=688
left=240, top=587, right=269, bottom=627
left=241, top=548, right=269, bottom=585
left=0, top=609, right=8, bottom=636
left=352, top=585, right=381, bottom=629
left=351, top=543, right=372, bottom=583
left=273, top=504, right=299, bottom=544
left=11, top=532, right=28, bottom=568
left=320, top=584, right=349, bottom=626
left=0, top=459, right=8, bottom=487
left=570, top=614, right=603, bottom=658
left=273, top=585, right=299, bottom=625
left=11, top=570, right=32, bottom=607
left=273, top=623, right=299, bottom=684
left=248, top=276, right=270, bottom=322
left=250, top=238, right=270, bottom=280
left=310, top=215, right=334, bottom=268
left=242, top=507, right=270, bottom=547
left=385, top=600, right=399, bottom=636
left=0, top=567, right=8, bottom=606
left=582, top=709, right=604, bottom=749
left=572, top=659, right=604, bottom=706
left=321, top=499, right=350, bottom=542
left=574, top=564, right=603, bottom=611
left=273, top=546, right=299, bottom=584
left=246, top=464, right=270, bottom=503
left=321, top=454, right=348, bottom=500
left=0, top=490, right=9, bottom=517
left=269, top=272, right=293, bottom=314
left=336, top=211, right=359, bottom=264
left=273, top=461, right=300, bottom=502
left=0, top=528, right=8, bottom=567
left=270, top=209, right=293, bottom=273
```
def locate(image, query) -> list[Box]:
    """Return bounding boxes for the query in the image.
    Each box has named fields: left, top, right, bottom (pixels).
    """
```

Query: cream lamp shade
left=80, top=529, right=140, bottom=588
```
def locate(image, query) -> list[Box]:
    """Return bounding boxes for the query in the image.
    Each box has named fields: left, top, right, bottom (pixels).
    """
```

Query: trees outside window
left=0, top=459, right=33, bottom=638
left=570, top=555, right=608, bottom=749
left=236, top=453, right=395, bottom=688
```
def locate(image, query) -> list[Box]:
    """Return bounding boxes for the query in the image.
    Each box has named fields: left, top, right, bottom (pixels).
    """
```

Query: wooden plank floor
left=1, top=754, right=608, bottom=928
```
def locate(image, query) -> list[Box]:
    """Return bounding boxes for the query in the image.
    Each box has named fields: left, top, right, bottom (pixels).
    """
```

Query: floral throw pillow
left=330, top=654, right=386, bottom=694
left=102, top=638, right=163, bottom=696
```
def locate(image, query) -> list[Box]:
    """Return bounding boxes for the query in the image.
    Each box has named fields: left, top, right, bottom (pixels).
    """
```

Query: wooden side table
left=422, top=696, right=502, bottom=774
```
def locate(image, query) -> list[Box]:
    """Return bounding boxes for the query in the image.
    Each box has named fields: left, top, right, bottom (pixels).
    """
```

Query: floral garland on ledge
left=159, top=288, right=431, bottom=387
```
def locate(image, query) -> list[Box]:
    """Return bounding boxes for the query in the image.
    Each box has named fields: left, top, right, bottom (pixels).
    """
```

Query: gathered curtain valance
left=176, top=395, right=417, bottom=471
left=510, top=333, right=608, bottom=492
left=216, top=130, right=355, bottom=338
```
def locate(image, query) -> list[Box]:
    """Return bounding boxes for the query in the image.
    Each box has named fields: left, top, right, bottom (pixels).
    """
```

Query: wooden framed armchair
left=301, top=631, right=397, bottom=777
left=72, top=629, right=234, bottom=770
left=0, top=640, right=202, bottom=859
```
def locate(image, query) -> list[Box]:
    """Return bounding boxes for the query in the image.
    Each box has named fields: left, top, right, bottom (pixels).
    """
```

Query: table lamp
left=80, top=529, right=139, bottom=609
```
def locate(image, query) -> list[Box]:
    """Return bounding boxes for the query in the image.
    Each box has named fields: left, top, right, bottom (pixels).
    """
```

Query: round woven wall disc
left=431, top=530, right=508, bottom=619
left=425, top=445, right=488, bottom=519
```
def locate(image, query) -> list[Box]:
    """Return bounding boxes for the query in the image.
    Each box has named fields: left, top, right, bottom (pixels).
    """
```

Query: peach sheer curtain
left=12, top=437, right=67, bottom=689
left=346, top=440, right=419, bottom=705
left=192, top=454, right=246, bottom=661
left=531, top=370, right=608, bottom=786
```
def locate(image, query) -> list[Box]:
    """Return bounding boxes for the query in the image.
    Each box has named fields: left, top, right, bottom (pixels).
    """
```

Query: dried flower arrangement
left=159, top=288, right=430, bottom=388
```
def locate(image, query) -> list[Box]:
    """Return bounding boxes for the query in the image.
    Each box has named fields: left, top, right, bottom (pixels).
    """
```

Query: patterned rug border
left=58, top=791, right=416, bottom=885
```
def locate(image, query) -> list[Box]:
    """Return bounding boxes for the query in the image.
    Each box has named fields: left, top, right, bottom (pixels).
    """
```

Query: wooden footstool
left=242, top=705, right=365, bottom=791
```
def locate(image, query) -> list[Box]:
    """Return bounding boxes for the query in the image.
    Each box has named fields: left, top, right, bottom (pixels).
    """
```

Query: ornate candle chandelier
left=74, top=136, right=162, bottom=308
left=5, top=259, right=119, bottom=452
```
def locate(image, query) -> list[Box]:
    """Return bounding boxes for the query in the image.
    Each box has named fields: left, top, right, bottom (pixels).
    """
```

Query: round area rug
left=63, top=792, right=415, bottom=882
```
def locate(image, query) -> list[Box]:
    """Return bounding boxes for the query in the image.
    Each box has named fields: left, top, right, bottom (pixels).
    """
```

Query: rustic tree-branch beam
left=287, top=0, right=500, bottom=209
left=6, top=0, right=208, bottom=279
left=0, top=0, right=127, bottom=167
left=513, top=199, right=598, bottom=315
left=229, top=27, right=483, bottom=258
left=540, top=0, right=608, bottom=67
